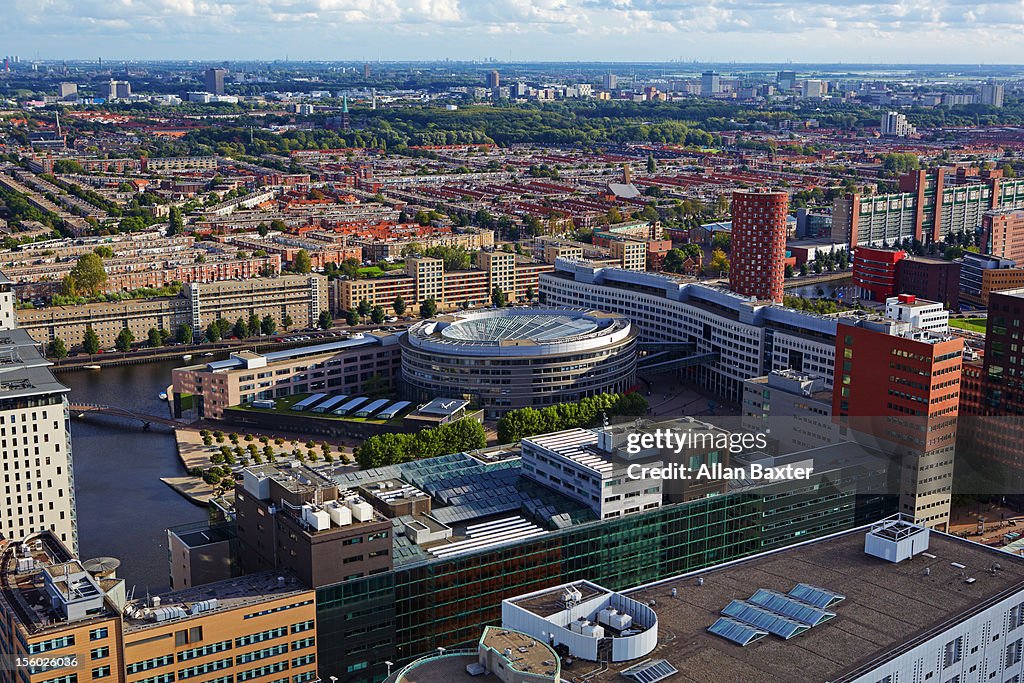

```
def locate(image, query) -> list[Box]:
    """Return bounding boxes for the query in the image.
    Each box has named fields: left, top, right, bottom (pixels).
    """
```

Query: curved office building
left=400, top=308, right=638, bottom=417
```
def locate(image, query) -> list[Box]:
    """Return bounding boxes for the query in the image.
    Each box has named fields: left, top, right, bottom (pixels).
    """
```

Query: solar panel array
left=621, top=659, right=679, bottom=683
left=356, top=398, right=390, bottom=417
left=708, top=583, right=841, bottom=646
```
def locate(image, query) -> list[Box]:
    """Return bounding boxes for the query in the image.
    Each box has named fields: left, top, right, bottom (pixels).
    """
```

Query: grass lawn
left=949, top=318, right=988, bottom=334
left=357, top=263, right=404, bottom=278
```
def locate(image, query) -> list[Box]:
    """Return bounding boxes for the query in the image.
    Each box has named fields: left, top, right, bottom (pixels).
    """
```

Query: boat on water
left=182, top=354, right=193, bottom=361
left=158, top=392, right=168, bottom=400
left=203, top=352, right=214, bottom=357
left=83, top=364, right=101, bottom=370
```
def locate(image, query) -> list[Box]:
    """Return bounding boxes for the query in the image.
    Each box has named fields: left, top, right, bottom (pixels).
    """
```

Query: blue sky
left=5, top=0, right=1024, bottom=63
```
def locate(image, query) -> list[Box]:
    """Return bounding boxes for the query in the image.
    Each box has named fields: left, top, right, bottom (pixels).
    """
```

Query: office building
left=896, top=255, right=961, bottom=311
left=0, top=272, right=77, bottom=550
left=880, top=111, right=916, bottom=137
left=205, top=67, right=227, bottom=95
left=700, top=71, right=721, bottom=97
left=400, top=309, right=638, bottom=417
left=980, top=82, right=1005, bottom=107
left=57, top=82, right=77, bottom=100
left=834, top=316, right=962, bottom=529
left=852, top=246, right=906, bottom=301
left=235, top=463, right=393, bottom=587
left=957, top=288, right=1024, bottom=499
left=101, top=80, right=131, bottom=100
left=884, top=294, right=949, bottom=332
left=801, top=79, right=826, bottom=99
left=487, top=70, right=500, bottom=89
left=741, top=370, right=839, bottom=454
left=541, top=261, right=840, bottom=403
left=170, top=420, right=896, bottom=680
left=493, top=515, right=1024, bottom=683
left=171, top=332, right=402, bottom=419
left=603, top=73, right=618, bottom=90
left=983, top=207, right=1024, bottom=263
left=960, top=251, right=1024, bottom=307
left=729, top=190, right=788, bottom=303
left=0, top=530, right=318, bottom=683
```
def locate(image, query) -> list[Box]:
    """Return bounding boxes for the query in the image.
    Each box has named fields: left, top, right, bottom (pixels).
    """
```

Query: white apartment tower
left=881, top=111, right=917, bottom=137
left=0, top=271, right=77, bottom=550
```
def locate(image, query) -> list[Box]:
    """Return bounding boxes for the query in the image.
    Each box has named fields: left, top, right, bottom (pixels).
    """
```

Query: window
left=1006, top=638, right=1023, bottom=668
left=943, top=636, right=963, bottom=668
left=90, top=628, right=108, bottom=641
left=91, top=667, right=111, bottom=679
left=91, top=647, right=110, bottom=660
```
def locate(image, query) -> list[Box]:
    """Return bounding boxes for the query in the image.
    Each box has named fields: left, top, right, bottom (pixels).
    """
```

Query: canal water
left=59, top=358, right=208, bottom=594
left=787, top=276, right=856, bottom=300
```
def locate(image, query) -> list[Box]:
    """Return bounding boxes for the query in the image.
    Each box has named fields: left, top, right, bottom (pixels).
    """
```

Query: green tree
left=345, top=309, right=359, bottom=326
left=48, top=338, right=68, bottom=363
left=206, top=321, right=222, bottom=342
left=357, top=298, right=372, bottom=318
left=93, top=246, right=114, bottom=258
left=420, top=298, right=438, bottom=318
left=69, top=253, right=107, bottom=296
left=392, top=295, right=407, bottom=316
left=115, top=327, right=134, bottom=353
left=282, top=313, right=294, bottom=330
left=294, top=249, right=312, bottom=274
left=647, top=154, right=657, bottom=174
left=83, top=327, right=100, bottom=355
left=233, top=318, right=249, bottom=339
left=525, top=286, right=534, bottom=302
left=248, top=313, right=261, bottom=335
left=148, top=327, right=162, bottom=348
left=318, top=310, right=333, bottom=330
left=261, top=315, right=277, bottom=336
left=371, top=306, right=386, bottom=324
left=176, top=324, right=193, bottom=344
left=491, top=287, right=507, bottom=307
left=168, top=206, right=184, bottom=235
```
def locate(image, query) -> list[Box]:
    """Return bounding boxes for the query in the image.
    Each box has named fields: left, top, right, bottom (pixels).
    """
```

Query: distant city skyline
left=6, top=0, right=1024, bottom=64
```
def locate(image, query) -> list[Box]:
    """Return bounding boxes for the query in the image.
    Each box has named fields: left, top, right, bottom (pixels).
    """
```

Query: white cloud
left=5, top=0, right=1024, bottom=61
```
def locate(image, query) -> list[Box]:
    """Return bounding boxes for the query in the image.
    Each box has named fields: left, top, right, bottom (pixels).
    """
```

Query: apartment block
left=852, top=246, right=905, bottom=301
left=337, top=255, right=552, bottom=312
left=185, top=275, right=328, bottom=335
left=17, top=297, right=190, bottom=348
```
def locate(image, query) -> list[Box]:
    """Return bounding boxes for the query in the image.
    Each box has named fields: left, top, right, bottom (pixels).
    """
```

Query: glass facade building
left=316, top=462, right=896, bottom=682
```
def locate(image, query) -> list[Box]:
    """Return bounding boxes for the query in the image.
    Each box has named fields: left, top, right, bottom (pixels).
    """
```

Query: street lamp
left=385, top=662, right=394, bottom=678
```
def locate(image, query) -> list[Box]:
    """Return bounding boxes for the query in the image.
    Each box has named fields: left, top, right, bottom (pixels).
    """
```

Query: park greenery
left=355, top=418, right=487, bottom=469
left=496, top=391, right=649, bottom=444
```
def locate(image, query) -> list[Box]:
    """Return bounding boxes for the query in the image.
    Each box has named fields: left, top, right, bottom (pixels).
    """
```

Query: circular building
left=400, top=308, right=638, bottom=418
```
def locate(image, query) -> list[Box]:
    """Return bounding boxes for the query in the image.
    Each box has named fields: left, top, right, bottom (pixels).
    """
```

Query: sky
left=5, top=0, right=1024, bottom=64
